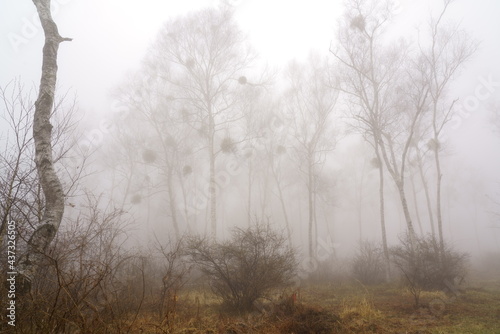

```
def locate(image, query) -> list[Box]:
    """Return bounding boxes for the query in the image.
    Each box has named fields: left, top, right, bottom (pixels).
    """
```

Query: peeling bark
left=17, top=0, right=71, bottom=293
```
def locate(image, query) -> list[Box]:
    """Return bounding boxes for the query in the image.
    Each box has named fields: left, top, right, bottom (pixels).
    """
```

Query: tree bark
left=247, top=159, right=252, bottom=226
left=272, top=163, right=292, bottom=246
left=17, top=0, right=71, bottom=293
left=410, top=170, right=424, bottom=235
left=378, top=131, right=419, bottom=243
left=167, top=166, right=180, bottom=239
left=417, top=152, right=436, bottom=238
left=178, top=170, right=192, bottom=233
left=208, top=111, right=217, bottom=240
left=433, top=145, right=445, bottom=251
left=375, top=144, right=390, bottom=280
left=396, top=180, right=417, bottom=239
left=308, top=157, right=314, bottom=259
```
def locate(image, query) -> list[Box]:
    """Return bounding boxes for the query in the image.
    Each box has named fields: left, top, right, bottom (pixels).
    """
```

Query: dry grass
left=3, top=279, right=499, bottom=333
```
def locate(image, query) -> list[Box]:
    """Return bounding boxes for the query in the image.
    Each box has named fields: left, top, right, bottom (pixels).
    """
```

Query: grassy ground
left=299, top=280, right=500, bottom=333
left=128, top=279, right=500, bottom=333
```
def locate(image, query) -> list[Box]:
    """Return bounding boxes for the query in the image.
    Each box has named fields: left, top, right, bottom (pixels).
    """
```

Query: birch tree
left=331, top=0, right=423, bottom=267
left=332, top=0, right=399, bottom=267
left=146, top=7, right=253, bottom=239
left=419, top=0, right=477, bottom=251
left=111, top=72, right=197, bottom=238
left=17, top=0, right=71, bottom=292
left=285, top=55, right=338, bottom=259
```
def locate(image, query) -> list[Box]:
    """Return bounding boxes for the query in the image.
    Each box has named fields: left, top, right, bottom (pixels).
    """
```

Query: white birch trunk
left=17, top=0, right=71, bottom=292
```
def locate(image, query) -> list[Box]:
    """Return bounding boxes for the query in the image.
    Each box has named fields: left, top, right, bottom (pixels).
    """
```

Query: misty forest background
left=1, top=0, right=500, bottom=319
left=52, top=2, right=499, bottom=256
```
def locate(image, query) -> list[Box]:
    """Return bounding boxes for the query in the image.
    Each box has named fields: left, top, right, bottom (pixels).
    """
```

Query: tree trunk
left=434, top=146, right=445, bottom=252
left=356, top=167, right=364, bottom=244
left=307, top=157, right=314, bottom=259
left=17, top=0, right=71, bottom=293
left=247, top=159, right=252, bottom=226
left=167, top=166, right=179, bottom=239
left=410, top=171, right=424, bottom=235
left=378, top=134, right=417, bottom=243
left=396, top=180, right=417, bottom=240
left=375, top=145, right=390, bottom=281
left=417, top=156, right=436, bottom=239
left=260, top=170, right=270, bottom=220
left=431, top=95, right=445, bottom=253
left=313, top=178, right=318, bottom=256
left=272, top=163, right=292, bottom=246
left=208, top=113, right=217, bottom=240
left=178, top=170, right=192, bottom=233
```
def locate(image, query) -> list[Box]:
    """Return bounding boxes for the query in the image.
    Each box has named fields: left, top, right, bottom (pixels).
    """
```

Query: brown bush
left=186, top=223, right=297, bottom=312
left=0, top=195, right=134, bottom=333
left=352, top=241, right=387, bottom=285
left=391, top=233, right=468, bottom=307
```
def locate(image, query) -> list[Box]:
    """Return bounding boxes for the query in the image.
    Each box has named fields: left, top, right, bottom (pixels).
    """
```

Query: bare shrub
left=351, top=241, right=386, bottom=285
left=186, top=224, right=297, bottom=312
left=1, top=194, right=135, bottom=333
left=391, top=233, right=468, bottom=307
left=0, top=80, right=83, bottom=247
left=153, top=237, right=191, bottom=330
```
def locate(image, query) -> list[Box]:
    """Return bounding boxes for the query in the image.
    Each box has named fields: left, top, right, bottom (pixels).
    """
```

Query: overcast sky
left=1, top=0, right=499, bottom=113
left=2, top=0, right=499, bottom=172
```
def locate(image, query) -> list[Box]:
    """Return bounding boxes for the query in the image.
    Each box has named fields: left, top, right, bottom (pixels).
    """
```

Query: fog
left=3, top=1, right=500, bottom=332
left=2, top=0, right=500, bottom=271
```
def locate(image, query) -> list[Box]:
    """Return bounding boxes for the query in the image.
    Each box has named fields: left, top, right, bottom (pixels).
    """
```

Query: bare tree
left=100, top=118, right=142, bottom=210
left=16, top=0, right=72, bottom=292
left=252, top=100, right=296, bottom=244
left=0, top=81, right=37, bottom=241
left=145, top=6, right=254, bottom=239
left=214, top=74, right=273, bottom=231
left=377, top=54, right=430, bottom=243
left=331, top=0, right=411, bottom=271
left=285, top=55, right=338, bottom=259
left=111, top=72, right=198, bottom=238
left=418, top=0, right=478, bottom=251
